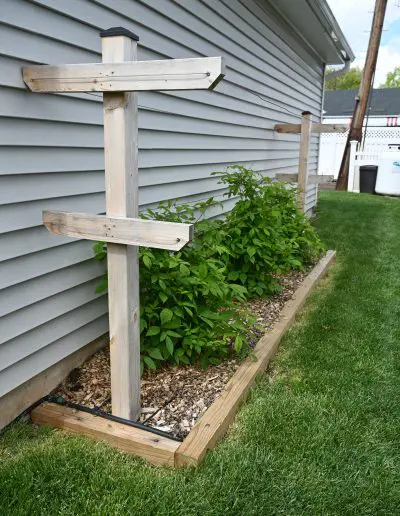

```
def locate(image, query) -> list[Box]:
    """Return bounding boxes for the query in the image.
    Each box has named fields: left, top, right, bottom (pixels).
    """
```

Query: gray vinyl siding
left=0, top=0, right=324, bottom=398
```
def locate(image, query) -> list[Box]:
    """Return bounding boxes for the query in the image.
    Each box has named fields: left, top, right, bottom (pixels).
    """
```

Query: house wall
left=0, top=0, right=324, bottom=405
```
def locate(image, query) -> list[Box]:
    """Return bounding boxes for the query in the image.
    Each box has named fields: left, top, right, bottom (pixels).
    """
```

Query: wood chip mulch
left=55, top=268, right=309, bottom=439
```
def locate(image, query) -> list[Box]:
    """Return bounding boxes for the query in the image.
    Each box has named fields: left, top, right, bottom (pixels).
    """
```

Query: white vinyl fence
left=318, top=126, right=400, bottom=183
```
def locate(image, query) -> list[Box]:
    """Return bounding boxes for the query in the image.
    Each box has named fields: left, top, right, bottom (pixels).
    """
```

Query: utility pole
left=336, top=0, right=387, bottom=190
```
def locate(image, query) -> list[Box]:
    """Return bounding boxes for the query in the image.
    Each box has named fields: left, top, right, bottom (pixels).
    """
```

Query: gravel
left=56, top=268, right=309, bottom=439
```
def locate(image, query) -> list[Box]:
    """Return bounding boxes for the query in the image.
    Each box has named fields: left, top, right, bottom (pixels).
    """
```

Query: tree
left=325, top=67, right=363, bottom=91
left=380, top=67, right=400, bottom=88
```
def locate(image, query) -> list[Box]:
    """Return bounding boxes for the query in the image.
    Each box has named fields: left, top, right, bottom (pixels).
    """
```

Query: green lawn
left=1, top=191, right=400, bottom=515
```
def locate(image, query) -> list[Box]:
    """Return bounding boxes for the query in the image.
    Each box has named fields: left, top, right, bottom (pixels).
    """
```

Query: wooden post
left=297, top=111, right=312, bottom=212
left=101, top=28, right=140, bottom=420
left=23, top=28, right=225, bottom=423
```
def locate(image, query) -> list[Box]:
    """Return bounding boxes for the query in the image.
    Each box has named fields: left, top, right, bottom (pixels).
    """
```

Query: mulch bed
left=56, top=269, right=308, bottom=439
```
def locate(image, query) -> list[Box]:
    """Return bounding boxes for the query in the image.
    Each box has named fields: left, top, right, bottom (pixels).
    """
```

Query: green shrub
left=93, top=198, right=249, bottom=373
left=94, top=166, right=324, bottom=371
left=212, top=166, right=325, bottom=296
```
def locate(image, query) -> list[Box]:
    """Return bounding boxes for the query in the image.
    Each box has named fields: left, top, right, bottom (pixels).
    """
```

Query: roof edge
left=307, top=0, right=355, bottom=62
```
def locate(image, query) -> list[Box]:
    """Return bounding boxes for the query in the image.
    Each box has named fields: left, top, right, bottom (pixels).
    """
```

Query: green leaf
left=93, top=251, right=106, bottom=261
left=198, top=262, right=208, bottom=278
left=160, top=308, right=173, bottom=325
left=234, top=335, right=243, bottom=353
left=148, top=348, right=164, bottom=360
left=159, top=292, right=168, bottom=303
left=162, top=317, right=181, bottom=329
left=166, top=330, right=182, bottom=338
left=146, top=326, right=160, bottom=336
left=200, top=310, right=227, bottom=321
left=95, top=278, right=108, bottom=293
left=183, top=306, right=193, bottom=316
left=143, top=356, right=157, bottom=370
left=165, top=336, right=174, bottom=355
left=143, top=255, right=152, bottom=269
left=228, top=271, right=239, bottom=281
left=180, top=263, right=190, bottom=276
left=199, top=316, right=214, bottom=328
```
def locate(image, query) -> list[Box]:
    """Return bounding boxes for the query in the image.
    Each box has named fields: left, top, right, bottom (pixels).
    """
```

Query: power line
left=84, top=86, right=304, bottom=120
left=225, top=83, right=303, bottom=119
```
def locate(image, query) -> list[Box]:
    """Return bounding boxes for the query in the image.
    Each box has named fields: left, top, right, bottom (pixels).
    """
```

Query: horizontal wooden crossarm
left=275, top=173, right=334, bottom=184
left=313, top=124, right=348, bottom=134
left=23, top=57, right=225, bottom=93
left=274, top=123, right=302, bottom=134
left=43, top=211, right=194, bottom=251
left=274, top=123, right=348, bottom=134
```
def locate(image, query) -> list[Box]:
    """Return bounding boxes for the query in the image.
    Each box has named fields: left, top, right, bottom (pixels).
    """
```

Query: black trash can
left=359, top=165, right=378, bottom=194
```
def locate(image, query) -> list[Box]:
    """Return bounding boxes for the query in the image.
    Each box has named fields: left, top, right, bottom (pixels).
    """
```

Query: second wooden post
left=101, top=28, right=141, bottom=420
left=297, top=111, right=312, bottom=212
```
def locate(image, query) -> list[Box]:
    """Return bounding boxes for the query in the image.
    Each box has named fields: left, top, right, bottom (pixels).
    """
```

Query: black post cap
left=100, top=27, right=139, bottom=41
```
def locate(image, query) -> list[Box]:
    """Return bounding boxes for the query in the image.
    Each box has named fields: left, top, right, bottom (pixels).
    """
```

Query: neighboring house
left=323, top=87, right=400, bottom=126
left=319, top=88, right=400, bottom=177
left=0, top=0, right=353, bottom=428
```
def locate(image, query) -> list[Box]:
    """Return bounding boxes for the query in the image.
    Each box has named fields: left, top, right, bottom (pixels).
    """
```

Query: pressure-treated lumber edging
left=28, top=251, right=335, bottom=467
left=175, top=250, right=336, bottom=467
left=31, top=403, right=180, bottom=467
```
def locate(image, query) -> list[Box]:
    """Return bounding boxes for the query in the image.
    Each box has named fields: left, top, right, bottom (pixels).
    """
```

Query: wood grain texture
left=275, top=174, right=334, bottom=184
left=102, top=34, right=140, bottom=420
left=22, top=57, right=225, bottom=92
left=31, top=402, right=180, bottom=467
left=274, top=123, right=348, bottom=134
left=175, top=250, right=336, bottom=467
left=274, top=123, right=302, bottom=134
left=297, top=112, right=312, bottom=212
left=312, top=124, right=348, bottom=134
left=0, top=334, right=107, bottom=431
left=43, top=211, right=194, bottom=250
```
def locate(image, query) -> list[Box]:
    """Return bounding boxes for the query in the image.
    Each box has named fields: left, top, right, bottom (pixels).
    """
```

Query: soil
left=56, top=268, right=308, bottom=439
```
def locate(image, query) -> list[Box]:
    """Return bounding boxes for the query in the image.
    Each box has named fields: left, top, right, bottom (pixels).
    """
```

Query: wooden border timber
left=0, top=334, right=107, bottom=431
left=175, top=250, right=336, bottom=467
left=28, top=251, right=335, bottom=467
left=31, top=403, right=180, bottom=467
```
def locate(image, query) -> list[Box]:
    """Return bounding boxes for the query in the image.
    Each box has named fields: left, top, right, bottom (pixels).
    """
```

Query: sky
left=327, top=0, right=400, bottom=86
